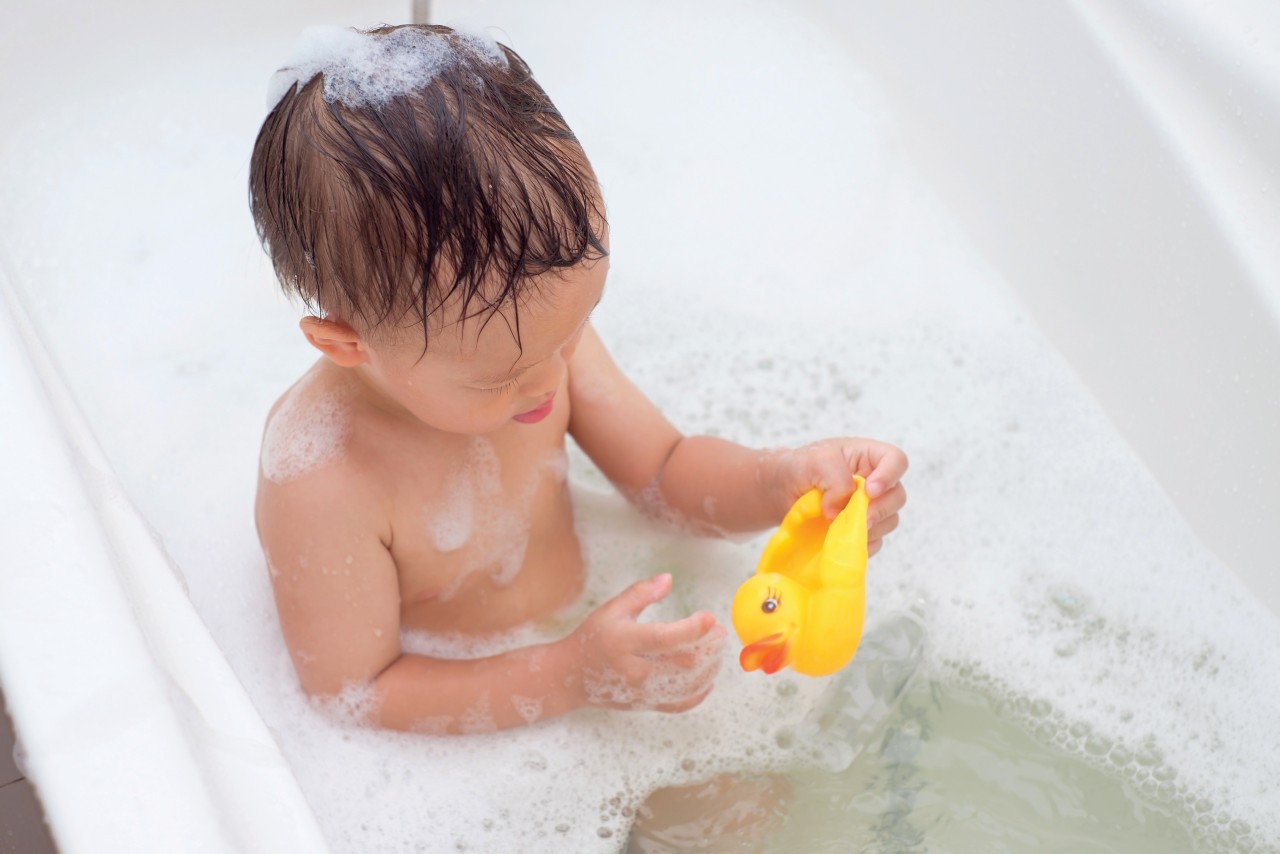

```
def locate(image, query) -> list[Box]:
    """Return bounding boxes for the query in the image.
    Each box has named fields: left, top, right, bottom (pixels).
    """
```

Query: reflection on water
left=627, top=616, right=1231, bottom=854
left=627, top=615, right=925, bottom=854
left=768, top=679, right=1207, bottom=853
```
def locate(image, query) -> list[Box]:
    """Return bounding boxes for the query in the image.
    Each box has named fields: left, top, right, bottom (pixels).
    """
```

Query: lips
left=512, top=396, right=555, bottom=424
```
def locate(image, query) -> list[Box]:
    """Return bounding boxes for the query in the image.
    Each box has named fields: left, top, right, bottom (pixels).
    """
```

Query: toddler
left=249, top=23, right=907, bottom=735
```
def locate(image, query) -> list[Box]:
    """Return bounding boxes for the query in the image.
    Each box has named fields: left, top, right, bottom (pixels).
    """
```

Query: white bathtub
left=0, top=3, right=400, bottom=850
left=1, top=0, right=1276, bottom=850
left=0, top=267, right=328, bottom=850
left=813, top=0, right=1280, bottom=611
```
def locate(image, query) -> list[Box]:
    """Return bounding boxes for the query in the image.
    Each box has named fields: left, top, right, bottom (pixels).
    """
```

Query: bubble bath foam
left=0, top=0, right=1276, bottom=851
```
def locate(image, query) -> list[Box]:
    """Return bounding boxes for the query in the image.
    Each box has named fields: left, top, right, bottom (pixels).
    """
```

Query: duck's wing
left=755, top=488, right=827, bottom=579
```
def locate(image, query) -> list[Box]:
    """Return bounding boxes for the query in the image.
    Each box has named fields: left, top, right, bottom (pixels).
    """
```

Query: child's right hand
left=566, top=573, right=726, bottom=713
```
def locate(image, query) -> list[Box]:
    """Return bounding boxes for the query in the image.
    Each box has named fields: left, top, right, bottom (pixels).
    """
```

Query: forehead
left=433, top=254, right=608, bottom=373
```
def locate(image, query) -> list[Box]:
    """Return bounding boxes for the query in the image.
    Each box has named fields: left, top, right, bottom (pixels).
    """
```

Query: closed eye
left=480, top=376, right=520, bottom=395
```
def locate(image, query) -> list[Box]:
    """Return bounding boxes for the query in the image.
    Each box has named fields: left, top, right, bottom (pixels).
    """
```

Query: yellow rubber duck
left=732, top=475, right=869, bottom=677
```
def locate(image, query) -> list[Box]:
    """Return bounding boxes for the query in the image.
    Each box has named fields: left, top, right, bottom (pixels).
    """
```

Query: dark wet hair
left=248, top=24, right=607, bottom=348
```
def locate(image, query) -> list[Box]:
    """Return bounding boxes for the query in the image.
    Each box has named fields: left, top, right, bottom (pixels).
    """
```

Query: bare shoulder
left=256, top=362, right=390, bottom=532
left=259, top=363, right=362, bottom=487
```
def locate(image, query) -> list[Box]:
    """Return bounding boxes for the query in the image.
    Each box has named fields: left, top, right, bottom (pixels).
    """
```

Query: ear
left=299, top=316, right=368, bottom=367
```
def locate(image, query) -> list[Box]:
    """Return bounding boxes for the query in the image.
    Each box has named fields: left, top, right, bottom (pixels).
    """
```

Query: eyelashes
left=476, top=310, right=594, bottom=396
left=482, top=377, right=520, bottom=394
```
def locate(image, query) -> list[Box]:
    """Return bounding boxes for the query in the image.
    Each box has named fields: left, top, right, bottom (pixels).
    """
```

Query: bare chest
left=377, top=430, right=583, bottom=632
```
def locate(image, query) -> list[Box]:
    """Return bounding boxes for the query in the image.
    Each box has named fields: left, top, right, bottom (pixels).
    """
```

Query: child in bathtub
left=250, top=24, right=907, bottom=735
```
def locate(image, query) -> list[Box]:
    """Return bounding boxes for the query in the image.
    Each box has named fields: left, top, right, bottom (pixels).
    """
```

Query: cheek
left=364, top=351, right=416, bottom=388
left=455, top=392, right=527, bottom=432
left=561, top=328, right=585, bottom=362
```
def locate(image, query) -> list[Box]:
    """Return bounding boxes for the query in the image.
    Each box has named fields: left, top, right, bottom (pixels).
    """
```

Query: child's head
left=249, top=24, right=608, bottom=432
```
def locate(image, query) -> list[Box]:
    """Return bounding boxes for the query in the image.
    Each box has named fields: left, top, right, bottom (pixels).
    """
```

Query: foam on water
left=2, top=1, right=1278, bottom=851
left=262, top=487, right=853, bottom=846
left=266, top=24, right=507, bottom=110
left=617, top=295, right=1280, bottom=848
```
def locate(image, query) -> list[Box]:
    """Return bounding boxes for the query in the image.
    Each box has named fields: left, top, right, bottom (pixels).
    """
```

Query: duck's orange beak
left=739, top=632, right=791, bottom=674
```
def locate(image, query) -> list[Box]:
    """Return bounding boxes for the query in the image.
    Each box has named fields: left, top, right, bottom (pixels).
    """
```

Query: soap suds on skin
left=410, top=716, right=455, bottom=736
left=6, top=0, right=1278, bottom=849
left=429, top=488, right=474, bottom=553
left=511, top=694, right=544, bottom=724
left=459, top=691, right=498, bottom=734
left=313, top=680, right=381, bottom=727
left=425, top=441, right=570, bottom=599
left=266, top=24, right=508, bottom=111
left=582, top=630, right=725, bottom=710
left=260, top=369, right=352, bottom=484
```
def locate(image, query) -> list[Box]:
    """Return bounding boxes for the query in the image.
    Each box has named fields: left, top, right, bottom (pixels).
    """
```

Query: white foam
left=427, top=483, right=474, bottom=552
left=267, top=485, right=848, bottom=845
left=459, top=691, right=498, bottom=734
left=259, top=369, right=351, bottom=484
left=435, top=440, right=524, bottom=594
left=3, top=0, right=1278, bottom=850
left=266, top=24, right=507, bottom=110
left=511, top=694, right=544, bottom=724
left=582, top=631, right=726, bottom=710
left=425, top=439, right=564, bottom=599
left=631, top=473, right=733, bottom=539
left=312, top=680, right=381, bottom=728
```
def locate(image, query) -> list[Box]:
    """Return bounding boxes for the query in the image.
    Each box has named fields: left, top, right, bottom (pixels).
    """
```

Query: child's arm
left=567, top=326, right=908, bottom=548
left=257, top=470, right=722, bottom=733
left=373, top=574, right=724, bottom=731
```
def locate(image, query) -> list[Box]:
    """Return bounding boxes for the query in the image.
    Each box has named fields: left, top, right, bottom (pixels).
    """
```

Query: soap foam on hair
left=266, top=24, right=507, bottom=110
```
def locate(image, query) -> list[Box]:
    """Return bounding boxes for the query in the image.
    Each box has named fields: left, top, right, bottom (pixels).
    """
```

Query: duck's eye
left=762, top=598, right=778, bottom=614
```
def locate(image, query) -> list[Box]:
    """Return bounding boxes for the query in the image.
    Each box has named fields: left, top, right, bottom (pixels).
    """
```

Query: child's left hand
left=766, top=438, right=908, bottom=556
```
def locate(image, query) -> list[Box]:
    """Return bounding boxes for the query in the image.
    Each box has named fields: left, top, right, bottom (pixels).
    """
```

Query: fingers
left=632, top=621, right=726, bottom=685
left=798, top=443, right=857, bottom=520
left=870, top=511, right=901, bottom=541
left=819, top=471, right=855, bottom=521
left=606, top=573, right=672, bottom=620
left=799, top=439, right=908, bottom=518
left=643, top=632, right=725, bottom=710
left=867, top=482, right=907, bottom=531
left=863, top=443, right=909, bottom=500
left=586, top=612, right=726, bottom=712
left=637, top=610, right=720, bottom=654
left=654, top=682, right=716, bottom=714
left=865, top=483, right=904, bottom=557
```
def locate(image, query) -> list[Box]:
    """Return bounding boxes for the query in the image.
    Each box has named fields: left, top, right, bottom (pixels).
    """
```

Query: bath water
left=763, top=680, right=1202, bottom=853
left=1, top=0, right=1277, bottom=851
